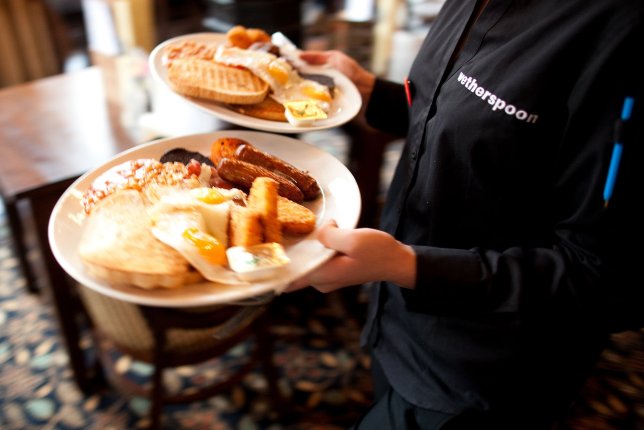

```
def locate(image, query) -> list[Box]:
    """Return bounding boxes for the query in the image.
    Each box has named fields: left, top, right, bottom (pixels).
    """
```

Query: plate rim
left=148, top=32, right=362, bottom=134
left=48, top=130, right=361, bottom=307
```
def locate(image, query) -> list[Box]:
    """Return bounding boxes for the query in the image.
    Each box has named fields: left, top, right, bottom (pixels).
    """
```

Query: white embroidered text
left=457, top=72, right=539, bottom=124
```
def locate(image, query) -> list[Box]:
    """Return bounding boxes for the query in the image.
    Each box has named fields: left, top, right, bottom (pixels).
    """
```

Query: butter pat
left=226, top=243, right=290, bottom=281
left=284, top=101, right=328, bottom=126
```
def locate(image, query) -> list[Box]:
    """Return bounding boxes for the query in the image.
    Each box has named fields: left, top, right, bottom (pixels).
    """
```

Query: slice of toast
left=167, top=59, right=269, bottom=105
left=248, top=177, right=282, bottom=243
left=162, top=40, right=218, bottom=65
left=78, top=189, right=203, bottom=289
left=228, top=205, right=263, bottom=248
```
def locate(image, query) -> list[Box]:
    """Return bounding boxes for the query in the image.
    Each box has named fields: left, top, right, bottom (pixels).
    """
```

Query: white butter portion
left=284, top=100, right=328, bottom=126
left=226, top=243, right=290, bottom=281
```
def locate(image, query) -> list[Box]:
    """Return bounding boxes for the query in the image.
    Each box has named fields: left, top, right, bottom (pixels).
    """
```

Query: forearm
left=354, top=70, right=376, bottom=106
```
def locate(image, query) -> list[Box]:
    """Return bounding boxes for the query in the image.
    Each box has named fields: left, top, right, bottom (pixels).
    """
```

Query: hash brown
left=277, top=196, right=316, bottom=235
left=227, top=97, right=287, bottom=122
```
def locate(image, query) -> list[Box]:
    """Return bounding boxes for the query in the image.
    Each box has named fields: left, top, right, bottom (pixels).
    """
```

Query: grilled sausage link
left=217, top=158, right=304, bottom=203
left=235, top=143, right=321, bottom=200
left=210, top=137, right=246, bottom=166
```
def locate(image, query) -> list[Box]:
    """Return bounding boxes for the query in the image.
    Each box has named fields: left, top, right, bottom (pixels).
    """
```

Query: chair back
left=77, top=285, right=282, bottom=429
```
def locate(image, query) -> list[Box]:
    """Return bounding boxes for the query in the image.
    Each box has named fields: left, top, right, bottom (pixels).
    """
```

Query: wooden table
left=0, top=66, right=138, bottom=392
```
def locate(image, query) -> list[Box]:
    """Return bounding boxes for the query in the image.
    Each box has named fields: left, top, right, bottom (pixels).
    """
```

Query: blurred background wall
left=0, top=0, right=446, bottom=88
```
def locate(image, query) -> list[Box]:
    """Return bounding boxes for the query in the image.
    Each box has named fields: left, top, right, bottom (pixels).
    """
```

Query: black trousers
left=351, top=386, right=457, bottom=430
left=351, top=357, right=551, bottom=430
left=350, top=357, right=457, bottom=430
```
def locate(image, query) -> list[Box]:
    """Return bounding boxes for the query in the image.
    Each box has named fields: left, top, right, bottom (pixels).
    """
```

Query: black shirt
left=363, top=0, right=643, bottom=424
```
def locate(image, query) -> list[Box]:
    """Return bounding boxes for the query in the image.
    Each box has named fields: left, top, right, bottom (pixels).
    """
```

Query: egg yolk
left=268, top=60, right=290, bottom=85
left=189, top=187, right=226, bottom=204
left=182, top=227, right=227, bottom=265
left=302, top=85, right=332, bottom=103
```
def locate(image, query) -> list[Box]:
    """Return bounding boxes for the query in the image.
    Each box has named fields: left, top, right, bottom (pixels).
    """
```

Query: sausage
left=235, top=143, right=321, bottom=200
left=210, top=137, right=246, bottom=166
left=217, top=158, right=304, bottom=203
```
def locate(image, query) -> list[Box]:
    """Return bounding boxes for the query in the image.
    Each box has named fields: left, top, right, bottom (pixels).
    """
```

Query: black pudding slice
left=160, top=148, right=214, bottom=166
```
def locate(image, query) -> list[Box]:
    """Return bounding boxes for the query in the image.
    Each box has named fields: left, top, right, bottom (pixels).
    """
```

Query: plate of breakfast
left=48, top=130, right=361, bottom=307
left=148, top=27, right=362, bottom=133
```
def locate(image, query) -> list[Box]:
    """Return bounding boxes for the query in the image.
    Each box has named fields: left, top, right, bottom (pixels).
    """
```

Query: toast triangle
left=78, top=189, right=203, bottom=289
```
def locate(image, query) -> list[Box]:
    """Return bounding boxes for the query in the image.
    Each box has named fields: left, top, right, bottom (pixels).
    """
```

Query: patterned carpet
left=1, top=130, right=643, bottom=429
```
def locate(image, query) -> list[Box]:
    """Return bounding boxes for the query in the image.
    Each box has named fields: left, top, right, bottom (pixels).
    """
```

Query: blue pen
left=603, top=96, right=634, bottom=207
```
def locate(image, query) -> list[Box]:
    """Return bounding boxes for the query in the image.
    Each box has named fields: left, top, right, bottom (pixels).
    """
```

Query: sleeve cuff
left=403, top=246, right=486, bottom=314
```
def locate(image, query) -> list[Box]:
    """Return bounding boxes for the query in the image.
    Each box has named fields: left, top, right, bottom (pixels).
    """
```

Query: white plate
left=48, top=131, right=361, bottom=307
left=148, top=33, right=362, bottom=133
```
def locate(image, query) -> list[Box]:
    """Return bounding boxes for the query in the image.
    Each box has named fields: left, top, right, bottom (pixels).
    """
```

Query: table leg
left=3, top=198, right=39, bottom=293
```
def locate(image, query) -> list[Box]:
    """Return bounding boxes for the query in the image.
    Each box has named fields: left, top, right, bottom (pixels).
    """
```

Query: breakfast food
left=77, top=138, right=319, bottom=289
left=229, top=205, right=263, bottom=248
left=227, top=97, right=287, bottom=122
left=226, top=243, right=290, bottom=282
left=167, top=59, right=269, bottom=105
left=235, top=142, right=321, bottom=199
left=78, top=189, right=204, bottom=288
left=277, top=196, right=316, bottom=235
left=149, top=192, right=244, bottom=284
left=162, top=40, right=218, bottom=65
left=210, top=137, right=320, bottom=200
left=161, top=26, right=337, bottom=126
left=150, top=187, right=238, bottom=249
left=247, top=177, right=281, bottom=244
left=214, top=45, right=332, bottom=111
left=81, top=159, right=201, bottom=214
left=210, top=137, right=245, bottom=166
left=217, top=158, right=304, bottom=203
left=160, top=148, right=214, bottom=166
left=283, top=100, right=328, bottom=125
left=226, top=25, right=271, bottom=50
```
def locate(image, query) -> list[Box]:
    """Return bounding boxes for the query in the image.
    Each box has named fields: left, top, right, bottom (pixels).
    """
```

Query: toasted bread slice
left=248, top=177, right=282, bottom=243
left=167, top=59, right=269, bottom=105
left=162, top=40, right=218, bottom=65
left=229, top=205, right=263, bottom=247
left=78, top=189, right=203, bottom=289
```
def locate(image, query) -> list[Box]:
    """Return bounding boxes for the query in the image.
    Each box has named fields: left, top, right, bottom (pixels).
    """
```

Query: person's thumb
left=317, top=219, right=348, bottom=250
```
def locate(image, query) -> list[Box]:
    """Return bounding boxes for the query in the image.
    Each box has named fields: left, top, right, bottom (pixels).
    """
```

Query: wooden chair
left=77, top=286, right=283, bottom=429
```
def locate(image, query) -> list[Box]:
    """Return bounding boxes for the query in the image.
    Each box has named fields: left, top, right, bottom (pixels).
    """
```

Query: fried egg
left=149, top=187, right=247, bottom=284
left=214, top=46, right=332, bottom=111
